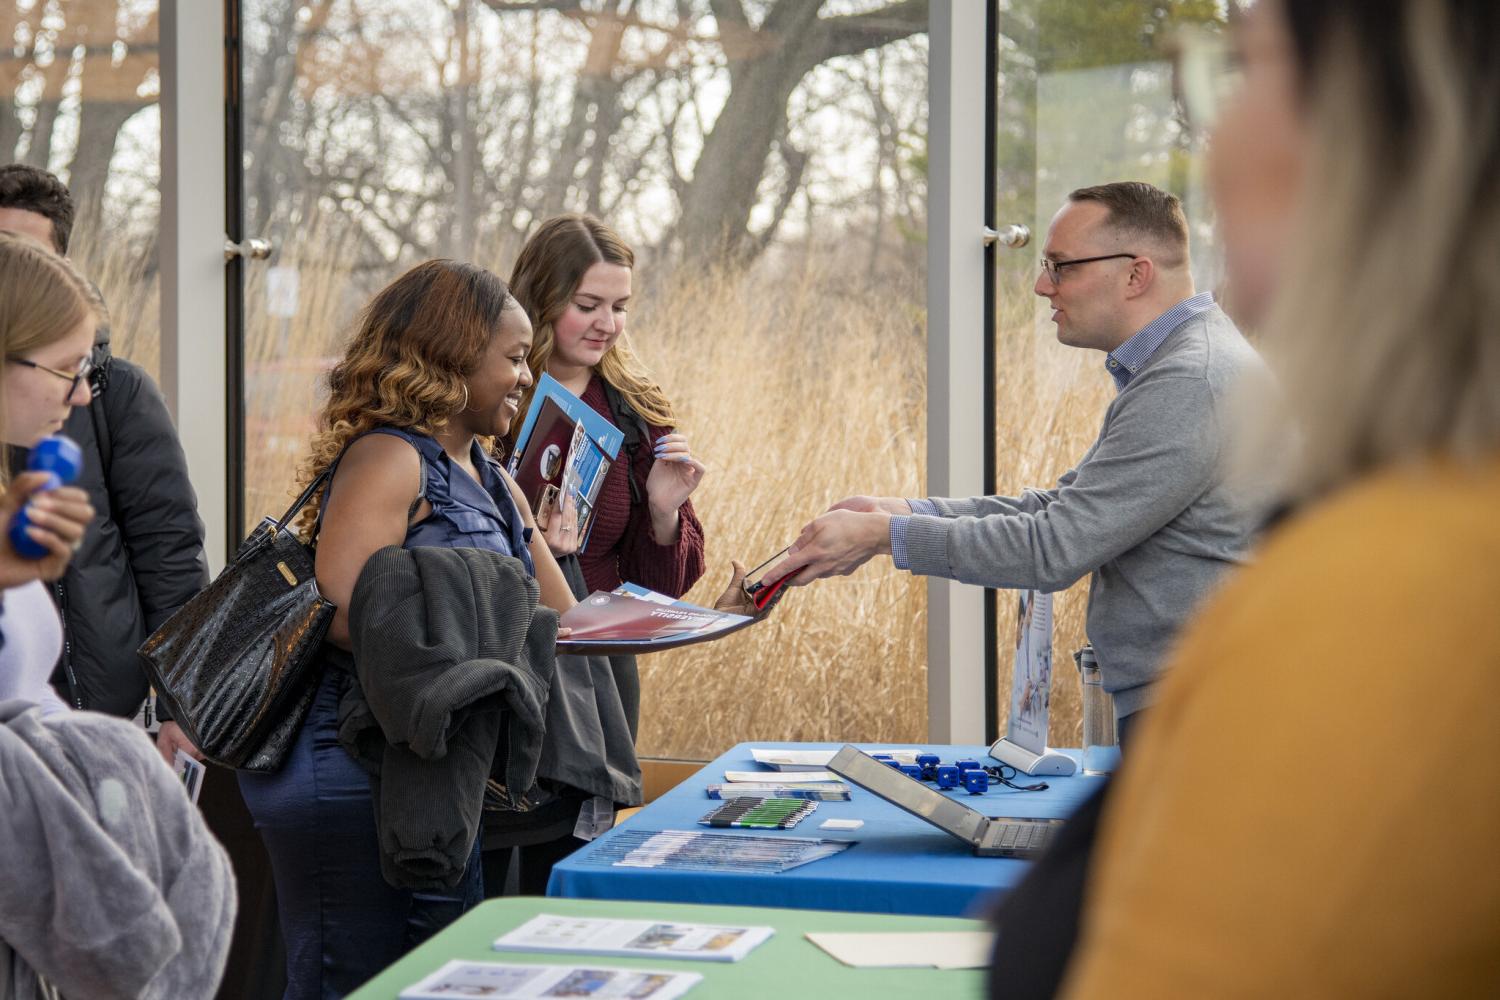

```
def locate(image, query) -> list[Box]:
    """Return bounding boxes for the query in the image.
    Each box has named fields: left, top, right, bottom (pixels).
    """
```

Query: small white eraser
left=820, top=818, right=864, bottom=831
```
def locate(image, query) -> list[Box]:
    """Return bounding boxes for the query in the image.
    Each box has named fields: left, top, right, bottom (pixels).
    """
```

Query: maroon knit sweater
left=576, top=375, right=706, bottom=597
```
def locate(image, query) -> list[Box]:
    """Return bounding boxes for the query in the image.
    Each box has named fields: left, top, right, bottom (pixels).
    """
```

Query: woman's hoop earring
left=459, top=383, right=470, bottom=412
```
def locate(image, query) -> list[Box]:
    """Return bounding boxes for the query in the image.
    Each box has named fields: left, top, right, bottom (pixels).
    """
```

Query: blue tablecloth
left=547, top=741, right=1100, bottom=917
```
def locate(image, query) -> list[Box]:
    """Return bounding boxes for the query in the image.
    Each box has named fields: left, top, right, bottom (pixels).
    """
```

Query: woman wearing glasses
left=0, top=230, right=96, bottom=712
left=0, top=230, right=235, bottom=998
left=993, top=1, right=1500, bottom=996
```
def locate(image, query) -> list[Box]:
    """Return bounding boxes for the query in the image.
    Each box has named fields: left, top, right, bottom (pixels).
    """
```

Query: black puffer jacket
left=7, top=332, right=209, bottom=717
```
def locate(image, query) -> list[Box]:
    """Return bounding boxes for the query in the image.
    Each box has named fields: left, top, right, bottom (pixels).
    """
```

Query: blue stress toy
left=8, top=435, right=83, bottom=558
left=935, top=765, right=961, bottom=789
left=962, top=769, right=990, bottom=795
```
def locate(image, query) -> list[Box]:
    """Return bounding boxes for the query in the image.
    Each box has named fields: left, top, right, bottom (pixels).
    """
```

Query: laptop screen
left=827, top=745, right=987, bottom=845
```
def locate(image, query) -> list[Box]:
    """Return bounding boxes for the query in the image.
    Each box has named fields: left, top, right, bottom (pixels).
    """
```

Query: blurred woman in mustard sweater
left=1052, top=1, right=1500, bottom=996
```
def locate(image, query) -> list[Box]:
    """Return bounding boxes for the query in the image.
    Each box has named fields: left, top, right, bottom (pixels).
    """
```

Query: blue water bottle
left=8, top=435, right=83, bottom=558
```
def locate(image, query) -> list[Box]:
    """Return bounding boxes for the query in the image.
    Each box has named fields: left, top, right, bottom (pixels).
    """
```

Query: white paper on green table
left=804, top=931, right=993, bottom=970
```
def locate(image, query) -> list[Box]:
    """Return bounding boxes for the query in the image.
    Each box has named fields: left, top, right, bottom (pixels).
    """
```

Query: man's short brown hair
left=1069, top=181, right=1189, bottom=267
left=0, top=163, right=74, bottom=254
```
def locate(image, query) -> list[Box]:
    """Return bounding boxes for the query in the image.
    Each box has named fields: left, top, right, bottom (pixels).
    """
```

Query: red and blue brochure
left=508, top=374, right=623, bottom=550
left=558, top=583, right=755, bottom=654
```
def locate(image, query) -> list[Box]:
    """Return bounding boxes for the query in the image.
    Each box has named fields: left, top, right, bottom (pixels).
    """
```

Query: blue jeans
left=238, top=670, right=483, bottom=1000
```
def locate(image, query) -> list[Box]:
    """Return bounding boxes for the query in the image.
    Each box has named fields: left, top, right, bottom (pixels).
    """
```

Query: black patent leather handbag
left=138, top=471, right=335, bottom=772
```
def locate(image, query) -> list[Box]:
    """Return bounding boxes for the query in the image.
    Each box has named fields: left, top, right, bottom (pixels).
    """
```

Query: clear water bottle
left=1074, top=644, right=1120, bottom=774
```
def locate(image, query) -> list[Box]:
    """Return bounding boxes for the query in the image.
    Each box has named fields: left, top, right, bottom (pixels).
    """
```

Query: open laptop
left=826, top=745, right=1063, bottom=859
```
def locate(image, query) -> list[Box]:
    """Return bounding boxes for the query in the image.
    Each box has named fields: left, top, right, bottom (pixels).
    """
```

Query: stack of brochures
left=494, top=914, right=774, bottom=963
left=400, top=914, right=776, bottom=998
left=508, top=373, right=624, bottom=551
left=704, top=782, right=851, bottom=801
left=723, top=748, right=918, bottom=799
left=749, top=747, right=921, bottom=769
left=578, top=829, right=853, bottom=873
left=400, top=960, right=701, bottom=1000
left=722, top=769, right=841, bottom=785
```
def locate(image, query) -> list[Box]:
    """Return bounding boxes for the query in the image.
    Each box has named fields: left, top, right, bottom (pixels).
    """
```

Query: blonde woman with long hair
left=990, top=1, right=1500, bottom=996
left=0, top=230, right=96, bottom=710
left=507, top=214, right=707, bottom=599
left=490, top=215, right=712, bottom=895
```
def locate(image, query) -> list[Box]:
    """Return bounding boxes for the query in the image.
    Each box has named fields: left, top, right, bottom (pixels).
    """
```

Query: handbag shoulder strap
left=273, top=466, right=332, bottom=536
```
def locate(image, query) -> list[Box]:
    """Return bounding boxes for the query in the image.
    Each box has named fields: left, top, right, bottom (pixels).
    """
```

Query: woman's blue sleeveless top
left=350, top=427, right=534, bottom=575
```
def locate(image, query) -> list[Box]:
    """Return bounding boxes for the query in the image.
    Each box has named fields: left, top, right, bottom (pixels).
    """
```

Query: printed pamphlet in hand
left=399, top=959, right=701, bottom=1000
left=509, top=373, right=624, bottom=550
left=558, top=583, right=756, bottom=654
left=493, top=914, right=774, bottom=963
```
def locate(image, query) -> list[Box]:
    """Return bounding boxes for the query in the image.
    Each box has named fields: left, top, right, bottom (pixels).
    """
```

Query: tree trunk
left=537, top=2, right=629, bottom=220
left=67, top=98, right=148, bottom=240
left=674, top=0, right=928, bottom=263
left=45, top=3, right=157, bottom=240
left=23, top=55, right=70, bottom=168
left=0, top=9, right=34, bottom=162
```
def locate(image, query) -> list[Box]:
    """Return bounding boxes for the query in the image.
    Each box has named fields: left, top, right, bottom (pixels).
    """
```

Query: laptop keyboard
left=997, top=822, right=1053, bottom=852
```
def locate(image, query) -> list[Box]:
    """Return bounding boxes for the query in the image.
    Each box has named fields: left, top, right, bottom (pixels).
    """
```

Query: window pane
left=3, top=2, right=161, bottom=379
left=239, top=0, right=929, bottom=759
left=993, top=0, right=1228, bottom=745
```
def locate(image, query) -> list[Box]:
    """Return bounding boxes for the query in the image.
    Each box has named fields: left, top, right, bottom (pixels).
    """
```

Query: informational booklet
left=704, top=782, right=851, bottom=801
left=749, top=748, right=835, bottom=771
left=173, top=748, right=205, bottom=804
left=747, top=748, right=922, bottom=771
left=493, top=914, right=773, bottom=963
left=509, top=374, right=624, bottom=551
left=400, top=959, right=701, bottom=1000
left=558, top=584, right=756, bottom=655
left=510, top=373, right=626, bottom=470
left=577, top=829, right=854, bottom=874
left=723, top=770, right=842, bottom=785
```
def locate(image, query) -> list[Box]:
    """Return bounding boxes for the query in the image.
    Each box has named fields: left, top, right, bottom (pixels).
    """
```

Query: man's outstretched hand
left=826, top=495, right=913, bottom=516
left=760, top=509, right=892, bottom=587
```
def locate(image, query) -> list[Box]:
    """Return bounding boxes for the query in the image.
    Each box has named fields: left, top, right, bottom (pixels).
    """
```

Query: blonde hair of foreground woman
left=1251, top=0, right=1500, bottom=501
left=0, top=231, right=95, bottom=478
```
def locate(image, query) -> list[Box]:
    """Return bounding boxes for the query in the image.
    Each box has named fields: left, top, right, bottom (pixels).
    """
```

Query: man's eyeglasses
left=1038, top=253, right=1139, bottom=285
left=7, top=355, right=95, bottom=401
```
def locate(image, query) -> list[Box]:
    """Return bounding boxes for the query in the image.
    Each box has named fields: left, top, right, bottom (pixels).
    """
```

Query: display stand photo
left=988, top=590, right=1077, bottom=776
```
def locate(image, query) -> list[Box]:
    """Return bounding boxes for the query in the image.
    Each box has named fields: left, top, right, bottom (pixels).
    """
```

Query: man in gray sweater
left=771, top=182, right=1267, bottom=732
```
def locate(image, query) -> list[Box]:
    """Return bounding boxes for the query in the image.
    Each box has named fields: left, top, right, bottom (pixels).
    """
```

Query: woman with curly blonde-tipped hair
left=238, top=259, right=575, bottom=999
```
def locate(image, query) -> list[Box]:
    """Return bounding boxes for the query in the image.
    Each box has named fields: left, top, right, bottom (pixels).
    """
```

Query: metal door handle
left=983, top=224, right=1031, bottom=249
left=224, top=236, right=273, bottom=262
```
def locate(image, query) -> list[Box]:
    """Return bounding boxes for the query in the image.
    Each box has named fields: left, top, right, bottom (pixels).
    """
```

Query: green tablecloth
left=349, top=896, right=989, bottom=999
